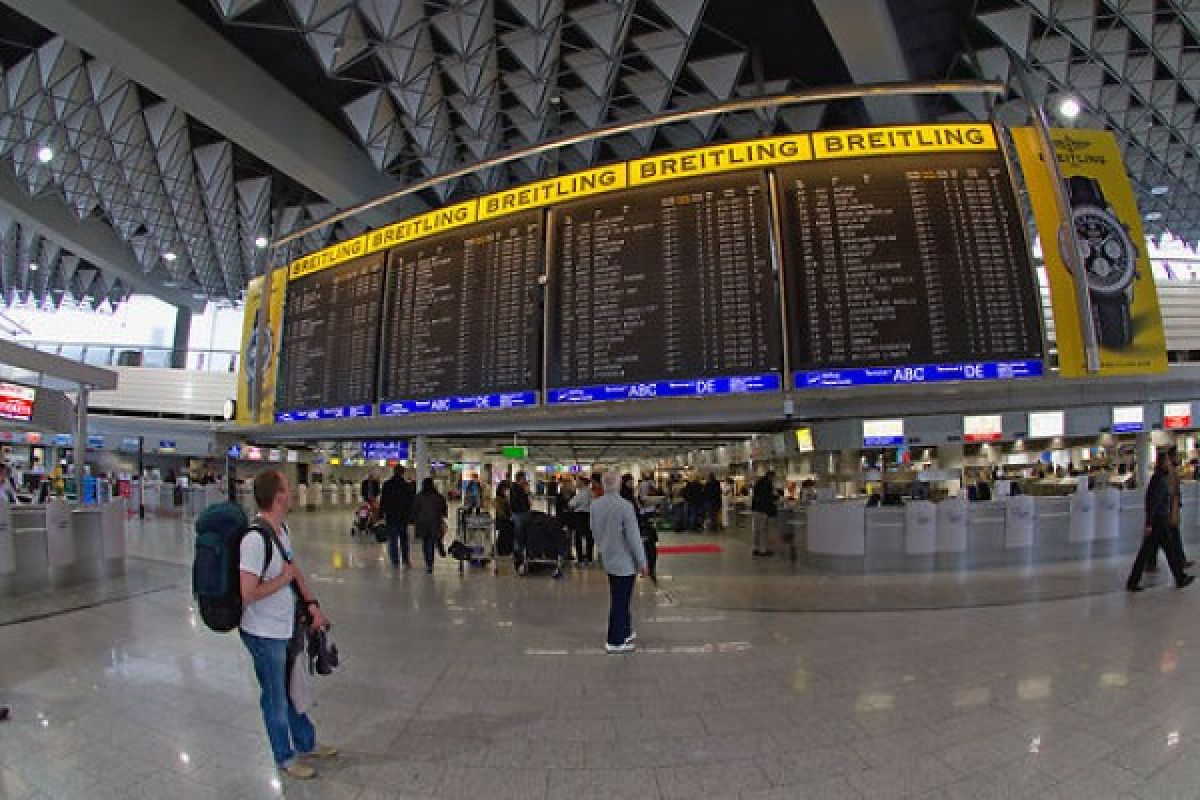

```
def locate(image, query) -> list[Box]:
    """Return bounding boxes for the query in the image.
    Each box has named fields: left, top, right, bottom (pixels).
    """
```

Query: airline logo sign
left=285, top=123, right=999, bottom=276
left=1164, top=402, right=1192, bottom=430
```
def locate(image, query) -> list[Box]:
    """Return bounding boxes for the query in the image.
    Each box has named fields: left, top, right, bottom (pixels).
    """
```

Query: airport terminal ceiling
left=0, top=1, right=1197, bottom=312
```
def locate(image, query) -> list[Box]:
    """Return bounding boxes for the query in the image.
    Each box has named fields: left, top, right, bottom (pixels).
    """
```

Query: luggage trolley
left=451, top=509, right=495, bottom=573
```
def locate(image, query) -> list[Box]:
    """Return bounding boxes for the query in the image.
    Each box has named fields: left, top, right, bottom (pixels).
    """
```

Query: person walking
left=510, top=471, right=532, bottom=574
left=412, top=477, right=448, bottom=574
left=380, top=465, right=415, bottom=569
left=751, top=470, right=777, bottom=557
left=568, top=474, right=594, bottom=566
left=704, top=472, right=723, bottom=531
left=591, top=470, right=648, bottom=654
left=621, top=473, right=657, bottom=582
left=238, top=469, right=336, bottom=781
left=360, top=471, right=380, bottom=505
left=1128, top=452, right=1195, bottom=591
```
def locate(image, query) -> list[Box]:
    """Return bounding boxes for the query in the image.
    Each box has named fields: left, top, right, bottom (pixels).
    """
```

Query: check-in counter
left=802, top=488, right=1167, bottom=574
left=0, top=499, right=127, bottom=595
left=324, top=483, right=341, bottom=508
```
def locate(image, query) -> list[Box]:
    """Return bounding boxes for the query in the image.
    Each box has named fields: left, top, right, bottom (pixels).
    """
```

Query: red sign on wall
left=1164, top=403, right=1193, bottom=430
left=0, top=382, right=35, bottom=422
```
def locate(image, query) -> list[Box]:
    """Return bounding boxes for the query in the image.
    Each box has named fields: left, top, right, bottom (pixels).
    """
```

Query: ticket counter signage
left=244, top=446, right=264, bottom=462
left=0, top=382, right=34, bottom=422
left=1012, top=127, right=1167, bottom=377
left=1028, top=410, right=1065, bottom=439
left=1164, top=402, right=1193, bottom=430
left=963, top=414, right=1003, bottom=443
left=268, top=449, right=283, bottom=463
left=1112, top=405, right=1144, bottom=433
left=794, top=427, right=815, bottom=453
left=863, top=419, right=904, bottom=447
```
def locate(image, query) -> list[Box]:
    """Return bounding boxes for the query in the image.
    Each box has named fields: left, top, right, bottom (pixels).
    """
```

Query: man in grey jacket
left=590, top=470, right=647, bottom=653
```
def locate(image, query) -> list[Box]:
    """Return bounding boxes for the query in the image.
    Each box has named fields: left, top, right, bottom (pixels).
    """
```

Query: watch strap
left=1068, top=176, right=1105, bottom=208
left=1091, top=294, right=1134, bottom=349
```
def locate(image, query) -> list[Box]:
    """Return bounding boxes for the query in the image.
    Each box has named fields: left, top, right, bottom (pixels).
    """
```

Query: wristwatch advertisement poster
left=234, top=271, right=285, bottom=425
left=1011, top=127, right=1167, bottom=377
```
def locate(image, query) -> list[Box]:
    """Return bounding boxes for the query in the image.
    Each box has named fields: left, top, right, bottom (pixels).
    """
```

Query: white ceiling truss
left=973, top=0, right=1200, bottom=245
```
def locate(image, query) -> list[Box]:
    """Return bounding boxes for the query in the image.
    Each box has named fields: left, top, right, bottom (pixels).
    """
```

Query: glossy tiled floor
left=3, top=509, right=1200, bottom=799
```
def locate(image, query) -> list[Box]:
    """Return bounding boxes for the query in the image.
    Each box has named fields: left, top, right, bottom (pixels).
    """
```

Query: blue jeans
left=512, top=512, right=530, bottom=561
left=387, top=518, right=410, bottom=567
left=606, top=573, right=635, bottom=646
left=240, top=630, right=315, bottom=767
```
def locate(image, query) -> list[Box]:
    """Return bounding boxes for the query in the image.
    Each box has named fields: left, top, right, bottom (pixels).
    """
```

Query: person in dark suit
left=1128, top=451, right=1195, bottom=591
left=380, top=466, right=415, bottom=569
left=360, top=472, right=381, bottom=504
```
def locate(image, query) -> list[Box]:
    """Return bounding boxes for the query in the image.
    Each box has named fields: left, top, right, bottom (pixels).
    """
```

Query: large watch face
left=1072, top=207, right=1137, bottom=295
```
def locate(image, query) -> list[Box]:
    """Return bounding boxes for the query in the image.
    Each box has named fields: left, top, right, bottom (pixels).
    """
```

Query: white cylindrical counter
left=801, top=489, right=1161, bottom=574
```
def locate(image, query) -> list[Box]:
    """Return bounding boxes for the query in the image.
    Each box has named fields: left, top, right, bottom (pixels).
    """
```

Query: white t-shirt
left=239, top=520, right=295, bottom=640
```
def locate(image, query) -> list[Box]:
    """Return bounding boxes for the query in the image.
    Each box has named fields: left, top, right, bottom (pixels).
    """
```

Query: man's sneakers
left=605, top=641, right=635, bottom=654
left=281, top=762, right=317, bottom=780
left=283, top=744, right=338, bottom=780
left=301, top=744, right=339, bottom=759
left=625, top=630, right=637, bottom=643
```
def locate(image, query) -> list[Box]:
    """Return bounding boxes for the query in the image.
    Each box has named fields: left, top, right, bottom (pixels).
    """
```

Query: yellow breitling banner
left=283, top=122, right=999, bottom=278
left=1012, top=128, right=1167, bottom=377
left=235, top=270, right=287, bottom=425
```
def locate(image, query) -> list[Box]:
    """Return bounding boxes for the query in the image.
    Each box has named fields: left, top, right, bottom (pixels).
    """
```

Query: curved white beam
left=6, top=0, right=412, bottom=228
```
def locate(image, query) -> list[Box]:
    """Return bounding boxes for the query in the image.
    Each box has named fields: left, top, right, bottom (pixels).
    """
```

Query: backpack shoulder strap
left=247, top=519, right=278, bottom=581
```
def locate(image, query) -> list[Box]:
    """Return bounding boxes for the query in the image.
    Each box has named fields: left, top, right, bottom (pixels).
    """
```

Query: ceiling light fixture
left=1058, top=96, right=1082, bottom=119
left=36, top=145, right=53, bottom=163
left=254, top=235, right=269, bottom=249
left=1151, top=185, right=1170, bottom=195
left=163, top=252, right=177, bottom=262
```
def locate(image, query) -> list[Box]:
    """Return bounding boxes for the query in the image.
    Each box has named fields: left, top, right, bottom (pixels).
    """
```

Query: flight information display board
left=380, top=212, right=542, bottom=414
left=547, top=173, right=782, bottom=403
left=275, top=253, right=384, bottom=420
left=779, top=151, right=1043, bottom=388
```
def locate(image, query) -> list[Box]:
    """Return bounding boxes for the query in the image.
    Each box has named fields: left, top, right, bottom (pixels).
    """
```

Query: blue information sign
left=548, top=373, right=781, bottom=405
left=794, top=360, right=1043, bottom=389
left=227, top=444, right=242, bottom=459
left=362, top=440, right=410, bottom=460
left=275, top=404, right=374, bottom=423
left=380, top=392, right=538, bottom=416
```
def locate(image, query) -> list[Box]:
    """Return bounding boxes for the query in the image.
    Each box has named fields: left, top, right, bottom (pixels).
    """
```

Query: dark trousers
left=643, top=537, right=657, bottom=579
left=606, top=573, right=635, bottom=646
left=417, top=523, right=438, bottom=570
left=572, top=512, right=593, bottom=561
left=1147, top=524, right=1189, bottom=570
left=1130, top=516, right=1188, bottom=588
left=386, top=517, right=410, bottom=567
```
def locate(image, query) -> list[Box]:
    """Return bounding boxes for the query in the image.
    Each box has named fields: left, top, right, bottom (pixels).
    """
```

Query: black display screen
left=778, top=151, right=1042, bottom=372
left=275, top=253, right=385, bottom=413
left=380, top=212, right=543, bottom=403
left=547, top=173, right=781, bottom=392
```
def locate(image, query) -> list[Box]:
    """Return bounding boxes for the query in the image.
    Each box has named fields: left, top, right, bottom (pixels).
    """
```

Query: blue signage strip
left=1113, top=422, right=1144, bottom=433
left=380, top=391, right=538, bottom=416
left=362, top=440, right=410, bottom=460
left=548, top=373, right=781, bottom=405
left=864, top=435, right=905, bottom=447
left=794, top=360, right=1043, bottom=389
left=275, top=404, right=374, bottom=423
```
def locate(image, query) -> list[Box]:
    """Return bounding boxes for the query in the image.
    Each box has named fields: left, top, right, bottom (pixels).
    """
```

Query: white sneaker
left=605, top=642, right=635, bottom=654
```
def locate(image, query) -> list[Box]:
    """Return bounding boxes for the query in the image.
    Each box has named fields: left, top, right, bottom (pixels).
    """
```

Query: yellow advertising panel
left=629, top=134, right=812, bottom=186
left=366, top=200, right=477, bottom=254
left=1012, top=127, right=1167, bottom=377
left=477, top=164, right=626, bottom=220
left=811, top=123, right=997, bottom=159
left=234, top=270, right=287, bottom=425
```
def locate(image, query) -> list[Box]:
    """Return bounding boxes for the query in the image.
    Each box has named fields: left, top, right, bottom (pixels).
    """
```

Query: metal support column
left=75, top=386, right=89, bottom=502
left=171, top=306, right=192, bottom=369
left=1137, top=431, right=1154, bottom=490
left=414, top=436, right=429, bottom=484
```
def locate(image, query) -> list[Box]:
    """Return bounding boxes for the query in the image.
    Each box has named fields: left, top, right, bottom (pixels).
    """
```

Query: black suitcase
left=522, top=510, right=568, bottom=560
left=495, top=519, right=514, bottom=556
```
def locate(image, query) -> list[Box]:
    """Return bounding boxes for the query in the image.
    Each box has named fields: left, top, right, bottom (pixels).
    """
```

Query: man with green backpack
left=193, top=469, right=337, bottom=780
